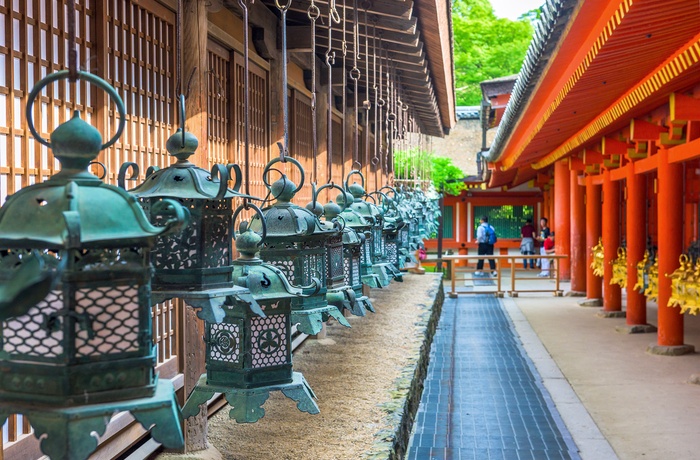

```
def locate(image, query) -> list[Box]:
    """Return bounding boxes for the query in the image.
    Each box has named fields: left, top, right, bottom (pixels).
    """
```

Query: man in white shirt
left=475, top=216, right=497, bottom=276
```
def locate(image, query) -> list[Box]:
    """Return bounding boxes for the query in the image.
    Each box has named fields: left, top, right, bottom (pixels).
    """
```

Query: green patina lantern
left=248, top=157, right=349, bottom=335
left=343, top=171, right=402, bottom=286
left=307, top=183, right=372, bottom=316
left=0, top=71, right=188, bottom=460
left=375, top=187, right=406, bottom=271
left=324, top=197, right=375, bottom=314
left=182, top=205, right=318, bottom=423
left=337, top=189, right=383, bottom=290
left=117, top=96, right=257, bottom=324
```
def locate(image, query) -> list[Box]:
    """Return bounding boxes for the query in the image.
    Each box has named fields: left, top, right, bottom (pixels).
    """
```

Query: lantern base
left=327, top=286, right=366, bottom=317
left=152, top=285, right=257, bottom=324
left=362, top=272, right=383, bottom=289
left=0, top=379, right=183, bottom=460
left=291, top=304, right=351, bottom=335
left=371, top=264, right=393, bottom=287
left=182, top=372, right=319, bottom=423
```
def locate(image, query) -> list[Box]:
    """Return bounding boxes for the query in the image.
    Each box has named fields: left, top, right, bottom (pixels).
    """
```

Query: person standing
left=536, top=217, right=551, bottom=269
left=475, top=216, right=497, bottom=276
left=539, top=232, right=555, bottom=277
left=520, top=218, right=536, bottom=269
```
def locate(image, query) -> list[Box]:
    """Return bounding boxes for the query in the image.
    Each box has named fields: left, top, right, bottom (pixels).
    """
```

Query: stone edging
left=364, top=274, right=445, bottom=459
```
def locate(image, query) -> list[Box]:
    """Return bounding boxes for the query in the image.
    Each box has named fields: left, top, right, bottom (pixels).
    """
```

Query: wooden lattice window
left=290, top=90, right=312, bottom=204
left=0, top=0, right=94, bottom=205
left=207, top=39, right=230, bottom=167
left=234, top=53, right=269, bottom=201
left=103, top=0, right=176, bottom=184
left=331, top=113, right=343, bottom=186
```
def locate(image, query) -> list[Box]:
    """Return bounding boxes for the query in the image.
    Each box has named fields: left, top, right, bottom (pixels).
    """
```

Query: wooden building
left=485, top=0, right=700, bottom=353
left=0, top=0, right=455, bottom=458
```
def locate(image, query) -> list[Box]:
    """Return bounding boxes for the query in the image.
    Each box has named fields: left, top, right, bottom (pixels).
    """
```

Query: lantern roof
left=0, top=112, right=180, bottom=249
left=127, top=129, right=254, bottom=201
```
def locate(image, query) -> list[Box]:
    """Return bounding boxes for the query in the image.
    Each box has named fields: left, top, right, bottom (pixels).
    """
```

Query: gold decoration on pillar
left=610, top=247, right=627, bottom=288
left=644, top=258, right=659, bottom=303
left=590, top=237, right=605, bottom=277
left=666, top=254, right=690, bottom=308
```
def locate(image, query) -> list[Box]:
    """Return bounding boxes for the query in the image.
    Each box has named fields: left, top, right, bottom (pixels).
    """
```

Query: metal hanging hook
left=308, top=0, right=319, bottom=183
left=276, top=0, right=292, bottom=161
left=239, top=0, right=253, bottom=204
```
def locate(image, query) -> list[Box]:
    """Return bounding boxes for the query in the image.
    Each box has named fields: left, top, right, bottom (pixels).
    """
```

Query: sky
left=490, top=0, right=545, bottom=20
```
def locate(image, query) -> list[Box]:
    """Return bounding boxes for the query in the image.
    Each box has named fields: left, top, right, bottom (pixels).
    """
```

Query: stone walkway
left=406, top=295, right=580, bottom=460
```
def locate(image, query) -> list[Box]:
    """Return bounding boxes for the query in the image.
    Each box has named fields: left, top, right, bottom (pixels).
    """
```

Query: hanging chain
left=326, top=2, right=336, bottom=182
left=276, top=0, right=292, bottom=160
left=308, top=0, right=320, bottom=182
left=371, top=24, right=379, bottom=171
left=350, top=0, right=361, bottom=169
left=362, top=3, right=371, bottom=174
left=66, top=0, right=78, bottom=81
left=239, top=0, right=252, bottom=203
left=341, top=0, right=348, bottom=177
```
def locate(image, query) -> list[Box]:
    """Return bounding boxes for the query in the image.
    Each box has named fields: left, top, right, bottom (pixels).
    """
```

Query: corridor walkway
left=406, top=294, right=581, bottom=460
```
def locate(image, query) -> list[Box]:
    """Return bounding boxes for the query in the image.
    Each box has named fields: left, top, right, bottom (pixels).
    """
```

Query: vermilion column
left=602, top=170, right=622, bottom=313
left=585, top=177, right=602, bottom=302
left=554, top=161, right=571, bottom=280
left=570, top=170, right=586, bottom=292
left=653, top=148, right=690, bottom=353
left=624, top=165, right=651, bottom=329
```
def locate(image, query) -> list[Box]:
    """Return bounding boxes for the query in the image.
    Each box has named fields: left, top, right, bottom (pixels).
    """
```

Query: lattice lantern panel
left=325, top=234, right=345, bottom=289
left=143, top=197, right=233, bottom=290
left=0, top=248, right=155, bottom=406
left=205, top=299, right=293, bottom=389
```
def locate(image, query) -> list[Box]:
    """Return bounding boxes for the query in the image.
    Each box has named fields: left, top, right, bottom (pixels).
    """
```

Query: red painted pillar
left=554, top=161, right=571, bottom=280
left=656, top=148, right=686, bottom=348
left=626, top=165, right=648, bottom=326
left=602, top=170, right=621, bottom=312
left=570, top=170, right=586, bottom=292
left=586, top=177, right=602, bottom=301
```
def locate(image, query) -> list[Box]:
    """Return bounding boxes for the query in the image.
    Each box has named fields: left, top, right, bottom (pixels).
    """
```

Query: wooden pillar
left=570, top=170, right=586, bottom=292
left=457, top=198, right=469, bottom=266
left=624, top=165, right=653, bottom=330
left=585, top=176, right=603, bottom=302
left=182, top=0, right=209, bottom=451
left=652, top=148, right=692, bottom=353
left=554, top=160, right=571, bottom=280
left=601, top=169, right=622, bottom=313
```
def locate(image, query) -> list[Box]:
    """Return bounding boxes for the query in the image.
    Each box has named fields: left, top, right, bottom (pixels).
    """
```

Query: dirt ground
left=203, top=273, right=442, bottom=460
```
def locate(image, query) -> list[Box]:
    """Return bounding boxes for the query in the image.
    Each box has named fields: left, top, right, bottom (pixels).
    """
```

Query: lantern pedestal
left=292, top=304, right=351, bottom=336
left=327, top=286, right=367, bottom=317
left=182, top=372, right=318, bottom=423
left=0, top=379, right=183, bottom=460
left=152, top=286, right=261, bottom=324
left=371, top=264, right=393, bottom=287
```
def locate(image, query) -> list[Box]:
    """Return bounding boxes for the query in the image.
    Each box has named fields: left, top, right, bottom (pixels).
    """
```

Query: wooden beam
left=630, top=118, right=666, bottom=140
left=669, top=136, right=700, bottom=164
left=670, top=92, right=700, bottom=122
left=583, top=148, right=602, bottom=165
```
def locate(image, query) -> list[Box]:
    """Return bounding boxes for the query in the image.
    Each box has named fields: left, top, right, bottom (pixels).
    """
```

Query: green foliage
left=394, top=150, right=466, bottom=196
left=430, top=156, right=467, bottom=196
left=453, top=0, right=535, bottom=105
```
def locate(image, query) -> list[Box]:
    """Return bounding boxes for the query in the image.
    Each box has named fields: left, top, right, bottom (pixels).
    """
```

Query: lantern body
left=250, top=184, right=350, bottom=335
left=0, top=71, right=187, bottom=459
left=182, top=231, right=319, bottom=424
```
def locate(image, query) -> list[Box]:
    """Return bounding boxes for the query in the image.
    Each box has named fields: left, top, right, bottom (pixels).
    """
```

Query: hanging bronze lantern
left=308, top=183, right=372, bottom=316
left=344, top=171, right=402, bottom=285
left=182, top=205, right=319, bottom=423
left=117, top=96, right=257, bottom=324
left=248, top=157, right=350, bottom=335
left=375, top=187, right=406, bottom=272
left=0, top=71, right=188, bottom=460
left=337, top=188, right=383, bottom=290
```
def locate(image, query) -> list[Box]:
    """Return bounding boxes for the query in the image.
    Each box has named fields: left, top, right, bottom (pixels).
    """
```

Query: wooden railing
left=442, top=254, right=568, bottom=298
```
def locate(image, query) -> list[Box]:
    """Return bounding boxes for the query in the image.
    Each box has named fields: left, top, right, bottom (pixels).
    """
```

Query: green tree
left=453, top=0, right=534, bottom=105
left=394, top=150, right=466, bottom=196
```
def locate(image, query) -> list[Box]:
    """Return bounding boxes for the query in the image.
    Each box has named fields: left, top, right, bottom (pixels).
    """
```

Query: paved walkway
left=407, top=294, right=580, bottom=460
